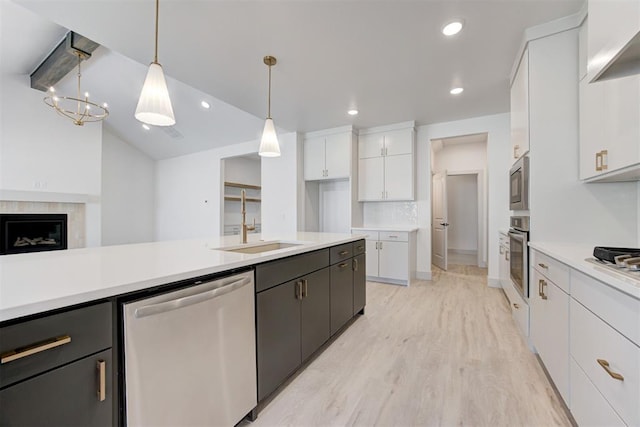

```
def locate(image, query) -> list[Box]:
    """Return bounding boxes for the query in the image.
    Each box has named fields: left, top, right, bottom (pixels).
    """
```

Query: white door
left=432, top=172, right=448, bottom=271
left=358, top=157, right=384, bottom=201
left=303, top=136, right=326, bottom=181
left=358, top=133, right=384, bottom=159
left=383, top=128, right=413, bottom=156
left=384, top=154, right=413, bottom=200
left=324, top=132, right=351, bottom=179
left=378, top=240, right=408, bottom=280
left=365, top=239, right=379, bottom=277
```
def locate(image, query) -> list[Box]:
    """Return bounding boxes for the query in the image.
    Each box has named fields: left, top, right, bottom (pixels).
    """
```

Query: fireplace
left=0, top=214, right=68, bottom=255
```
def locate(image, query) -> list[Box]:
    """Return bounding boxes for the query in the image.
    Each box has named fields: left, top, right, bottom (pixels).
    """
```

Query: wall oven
left=509, top=216, right=529, bottom=299
left=510, top=156, right=529, bottom=210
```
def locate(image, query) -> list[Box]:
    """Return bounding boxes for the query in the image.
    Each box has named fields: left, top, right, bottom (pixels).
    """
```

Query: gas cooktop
left=586, top=246, right=640, bottom=283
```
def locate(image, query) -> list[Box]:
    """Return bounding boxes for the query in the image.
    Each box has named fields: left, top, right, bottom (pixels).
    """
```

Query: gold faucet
left=241, top=189, right=256, bottom=244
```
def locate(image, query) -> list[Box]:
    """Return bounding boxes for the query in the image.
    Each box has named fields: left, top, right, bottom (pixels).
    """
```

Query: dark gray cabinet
left=300, top=268, right=331, bottom=361
left=0, top=302, right=113, bottom=426
left=330, top=260, right=353, bottom=335
left=353, top=253, right=366, bottom=315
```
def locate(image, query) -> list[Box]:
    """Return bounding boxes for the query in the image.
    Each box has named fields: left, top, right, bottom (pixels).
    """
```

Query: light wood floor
left=246, top=266, right=572, bottom=427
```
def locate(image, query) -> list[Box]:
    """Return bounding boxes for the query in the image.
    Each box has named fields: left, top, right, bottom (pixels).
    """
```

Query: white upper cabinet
left=587, top=0, right=640, bottom=82
left=303, top=129, right=352, bottom=181
left=357, top=122, right=415, bottom=201
left=510, top=48, right=530, bottom=163
left=579, top=18, right=640, bottom=182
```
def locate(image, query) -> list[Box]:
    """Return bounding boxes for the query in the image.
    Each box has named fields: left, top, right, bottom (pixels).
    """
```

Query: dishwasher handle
left=134, top=276, right=251, bottom=319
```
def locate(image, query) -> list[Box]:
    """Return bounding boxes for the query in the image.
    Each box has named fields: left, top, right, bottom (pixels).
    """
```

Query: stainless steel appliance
left=509, top=216, right=530, bottom=298
left=122, top=270, right=257, bottom=426
left=586, top=247, right=640, bottom=283
left=510, top=156, right=529, bottom=210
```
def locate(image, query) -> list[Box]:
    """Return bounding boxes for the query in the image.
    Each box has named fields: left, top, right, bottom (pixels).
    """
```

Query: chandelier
left=43, top=51, right=109, bottom=126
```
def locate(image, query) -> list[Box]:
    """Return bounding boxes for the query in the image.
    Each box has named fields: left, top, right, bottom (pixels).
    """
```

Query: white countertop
left=0, top=232, right=363, bottom=322
left=529, top=242, right=640, bottom=300
left=351, top=226, right=418, bottom=232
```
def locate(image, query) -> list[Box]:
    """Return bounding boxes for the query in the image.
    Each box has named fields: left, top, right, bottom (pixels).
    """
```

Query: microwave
left=510, top=156, right=529, bottom=210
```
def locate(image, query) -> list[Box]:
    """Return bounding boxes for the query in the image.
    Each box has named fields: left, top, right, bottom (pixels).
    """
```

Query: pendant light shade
left=135, top=62, right=175, bottom=126
left=259, top=118, right=280, bottom=157
left=135, top=0, right=175, bottom=127
left=258, top=55, right=281, bottom=157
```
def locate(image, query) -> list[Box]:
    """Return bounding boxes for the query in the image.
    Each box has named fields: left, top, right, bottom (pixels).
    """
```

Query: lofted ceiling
left=8, top=0, right=584, bottom=160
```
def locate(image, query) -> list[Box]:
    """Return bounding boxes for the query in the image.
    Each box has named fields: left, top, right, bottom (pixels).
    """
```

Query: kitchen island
left=0, top=232, right=366, bottom=426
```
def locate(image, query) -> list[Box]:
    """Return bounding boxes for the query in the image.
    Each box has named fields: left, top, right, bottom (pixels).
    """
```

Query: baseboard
left=487, top=277, right=502, bottom=288
left=448, top=249, right=477, bottom=255
left=416, top=271, right=432, bottom=281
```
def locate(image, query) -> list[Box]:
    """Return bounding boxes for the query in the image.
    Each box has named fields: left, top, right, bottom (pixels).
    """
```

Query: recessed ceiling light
left=442, top=20, right=464, bottom=36
left=348, top=109, right=359, bottom=116
left=142, top=124, right=150, bottom=130
left=450, top=87, right=464, bottom=95
left=201, top=101, right=211, bottom=109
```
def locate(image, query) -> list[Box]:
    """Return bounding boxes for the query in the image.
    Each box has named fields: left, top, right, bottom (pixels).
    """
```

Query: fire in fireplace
left=0, top=214, right=68, bottom=255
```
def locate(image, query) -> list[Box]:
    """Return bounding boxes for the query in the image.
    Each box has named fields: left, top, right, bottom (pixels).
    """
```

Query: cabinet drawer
left=570, top=299, right=640, bottom=426
left=499, top=233, right=510, bottom=249
left=330, top=243, right=353, bottom=265
left=353, top=240, right=366, bottom=255
left=353, top=229, right=379, bottom=241
left=571, top=270, right=640, bottom=346
left=531, top=251, right=569, bottom=293
left=502, top=280, right=529, bottom=337
left=256, top=249, right=329, bottom=292
left=0, top=348, right=112, bottom=426
left=379, top=231, right=408, bottom=242
left=570, top=356, right=625, bottom=427
left=0, top=302, right=112, bottom=388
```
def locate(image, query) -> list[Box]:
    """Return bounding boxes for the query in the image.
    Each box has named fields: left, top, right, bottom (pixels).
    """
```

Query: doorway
left=430, top=133, right=488, bottom=271
left=221, top=154, right=261, bottom=236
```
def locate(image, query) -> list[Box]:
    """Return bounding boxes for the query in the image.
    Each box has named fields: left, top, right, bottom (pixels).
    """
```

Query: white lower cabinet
left=352, top=228, right=416, bottom=285
left=501, top=273, right=529, bottom=337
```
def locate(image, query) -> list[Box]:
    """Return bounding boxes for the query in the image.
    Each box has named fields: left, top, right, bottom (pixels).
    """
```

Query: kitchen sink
left=216, top=241, right=304, bottom=254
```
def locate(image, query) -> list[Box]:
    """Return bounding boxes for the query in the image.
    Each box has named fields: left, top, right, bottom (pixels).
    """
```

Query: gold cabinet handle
left=339, top=262, right=349, bottom=269
left=295, top=280, right=303, bottom=300
left=302, top=279, right=308, bottom=298
left=596, top=151, right=602, bottom=171
left=97, top=360, right=106, bottom=402
left=513, top=303, right=520, bottom=309
left=1, top=335, right=71, bottom=364
left=513, top=144, right=520, bottom=159
left=539, top=279, right=548, bottom=300
left=505, top=251, right=509, bottom=261
left=600, top=149, right=608, bottom=170
left=597, top=359, right=624, bottom=381
left=353, top=258, right=359, bottom=271
left=356, top=245, right=364, bottom=251
left=538, top=263, right=548, bottom=269
left=339, top=250, right=350, bottom=256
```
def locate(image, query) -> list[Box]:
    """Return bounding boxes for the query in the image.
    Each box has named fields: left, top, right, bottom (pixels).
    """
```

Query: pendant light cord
left=267, top=63, right=272, bottom=119
left=154, top=0, right=159, bottom=63
left=77, top=54, right=82, bottom=114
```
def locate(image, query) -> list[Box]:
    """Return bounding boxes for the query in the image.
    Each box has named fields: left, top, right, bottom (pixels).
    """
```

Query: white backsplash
left=362, top=201, right=418, bottom=227
left=0, top=201, right=86, bottom=249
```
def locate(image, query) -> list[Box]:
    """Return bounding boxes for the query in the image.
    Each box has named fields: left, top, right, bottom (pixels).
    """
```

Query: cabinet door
left=330, top=260, right=354, bottom=335
left=353, top=254, right=366, bottom=315
left=384, top=154, right=413, bottom=200
left=324, top=132, right=351, bottom=179
left=384, top=128, right=413, bottom=156
left=0, top=349, right=112, bottom=426
left=256, top=280, right=302, bottom=401
left=499, top=246, right=509, bottom=286
left=304, top=136, right=326, bottom=181
left=604, top=74, right=640, bottom=172
left=359, top=133, right=384, bottom=159
left=365, top=239, right=379, bottom=277
left=579, top=78, right=606, bottom=180
left=378, top=241, right=408, bottom=281
left=358, top=157, right=384, bottom=201
left=511, top=49, right=529, bottom=161
left=300, top=268, right=330, bottom=362
left=529, top=270, right=570, bottom=403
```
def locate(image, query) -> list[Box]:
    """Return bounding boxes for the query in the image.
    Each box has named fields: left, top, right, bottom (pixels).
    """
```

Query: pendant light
left=135, top=0, right=175, bottom=126
left=259, top=55, right=281, bottom=157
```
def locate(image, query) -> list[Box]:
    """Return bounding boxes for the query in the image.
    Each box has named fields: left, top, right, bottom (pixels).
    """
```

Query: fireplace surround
left=0, top=213, right=68, bottom=255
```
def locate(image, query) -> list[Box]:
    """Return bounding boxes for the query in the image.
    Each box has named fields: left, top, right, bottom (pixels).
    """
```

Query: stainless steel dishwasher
left=122, top=270, right=256, bottom=426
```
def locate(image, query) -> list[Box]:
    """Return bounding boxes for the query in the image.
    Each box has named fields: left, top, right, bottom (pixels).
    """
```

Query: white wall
left=418, top=113, right=512, bottom=282
left=528, top=28, right=638, bottom=246
left=101, top=128, right=156, bottom=246
left=432, top=140, right=487, bottom=173
left=155, top=132, right=301, bottom=241
left=224, top=156, right=261, bottom=186
left=447, top=174, right=478, bottom=252
left=0, top=73, right=103, bottom=246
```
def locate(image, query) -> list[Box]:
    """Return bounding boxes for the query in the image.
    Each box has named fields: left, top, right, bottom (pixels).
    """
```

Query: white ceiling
left=8, top=0, right=584, bottom=160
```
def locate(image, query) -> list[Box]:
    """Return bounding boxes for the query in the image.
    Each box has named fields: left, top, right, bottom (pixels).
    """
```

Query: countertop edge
left=529, top=242, right=640, bottom=300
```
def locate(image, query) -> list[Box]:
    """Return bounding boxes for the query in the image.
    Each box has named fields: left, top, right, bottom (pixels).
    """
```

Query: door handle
left=295, top=280, right=303, bottom=300
left=97, top=360, right=106, bottom=402
left=302, top=279, right=308, bottom=298
left=440, top=223, right=449, bottom=227
left=596, top=359, right=624, bottom=381
left=539, top=279, right=548, bottom=300
left=1, top=335, right=72, bottom=364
